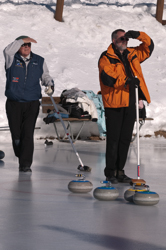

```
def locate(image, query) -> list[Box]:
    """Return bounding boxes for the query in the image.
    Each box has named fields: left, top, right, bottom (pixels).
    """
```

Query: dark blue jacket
left=5, top=52, right=44, bottom=102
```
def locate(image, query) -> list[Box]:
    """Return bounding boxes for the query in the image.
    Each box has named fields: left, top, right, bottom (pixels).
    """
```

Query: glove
left=45, top=86, right=54, bottom=96
left=132, top=77, right=140, bottom=87
left=125, top=30, right=140, bottom=39
left=125, top=77, right=140, bottom=87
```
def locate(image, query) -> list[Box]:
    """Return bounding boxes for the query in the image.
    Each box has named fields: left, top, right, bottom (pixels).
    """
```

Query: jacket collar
left=107, top=43, right=130, bottom=59
left=15, top=51, right=33, bottom=61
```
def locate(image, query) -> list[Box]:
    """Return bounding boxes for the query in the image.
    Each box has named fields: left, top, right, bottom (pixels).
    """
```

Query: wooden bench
left=41, top=97, right=92, bottom=142
left=41, top=97, right=153, bottom=142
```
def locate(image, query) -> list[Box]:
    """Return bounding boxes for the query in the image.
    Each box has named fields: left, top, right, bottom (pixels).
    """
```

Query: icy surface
left=0, top=138, right=166, bottom=249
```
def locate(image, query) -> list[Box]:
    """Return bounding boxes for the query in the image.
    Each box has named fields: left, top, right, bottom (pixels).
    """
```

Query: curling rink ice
left=0, top=137, right=166, bottom=250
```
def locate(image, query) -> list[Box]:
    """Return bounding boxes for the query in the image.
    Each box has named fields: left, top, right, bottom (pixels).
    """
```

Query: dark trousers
left=6, top=99, right=40, bottom=169
left=104, top=104, right=136, bottom=177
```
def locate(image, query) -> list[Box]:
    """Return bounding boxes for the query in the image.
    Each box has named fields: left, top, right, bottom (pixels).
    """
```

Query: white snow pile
left=0, top=0, right=166, bottom=140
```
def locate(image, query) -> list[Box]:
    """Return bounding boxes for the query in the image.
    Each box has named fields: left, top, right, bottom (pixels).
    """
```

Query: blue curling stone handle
left=97, top=186, right=116, bottom=190
left=136, top=191, right=157, bottom=194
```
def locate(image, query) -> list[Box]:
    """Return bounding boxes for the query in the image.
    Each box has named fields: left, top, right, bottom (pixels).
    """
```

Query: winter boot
left=117, top=170, right=132, bottom=183
left=106, top=171, right=118, bottom=184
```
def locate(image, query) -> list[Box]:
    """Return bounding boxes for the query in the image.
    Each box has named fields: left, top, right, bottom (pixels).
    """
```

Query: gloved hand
left=45, top=86, right=54, bottom=96
left=125, top=30, right=140, bottom=39
left=125, top=77, right=140, bottom=87
left=132, top=77, right=140, bottom=87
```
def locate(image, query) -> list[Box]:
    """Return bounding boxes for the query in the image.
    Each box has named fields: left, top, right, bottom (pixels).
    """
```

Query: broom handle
left=50, top=95, right=84, bottom=167
left=135, top=86, right=140, bottom=179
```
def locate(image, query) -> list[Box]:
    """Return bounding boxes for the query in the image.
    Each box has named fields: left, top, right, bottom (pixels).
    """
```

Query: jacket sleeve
left=41, top=60, right=54, bottom=87
left=3, top=40, right=24, bottom=69
left=134, top=32, right=154, bottom=63
left=99, top=55, right=127, bottom=89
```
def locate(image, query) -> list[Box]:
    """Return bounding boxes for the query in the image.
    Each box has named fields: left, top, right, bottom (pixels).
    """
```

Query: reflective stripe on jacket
left=98, top=31, right=154, bottom=108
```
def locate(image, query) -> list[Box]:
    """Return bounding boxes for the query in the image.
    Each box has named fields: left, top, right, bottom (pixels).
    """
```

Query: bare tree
left=54, top=0, right=64, bottom=22
left=156, top=0, right=166, bottom=25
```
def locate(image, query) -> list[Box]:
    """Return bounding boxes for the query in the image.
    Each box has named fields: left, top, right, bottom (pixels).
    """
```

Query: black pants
left=6, top=99, right=40, bottom=169
left=104, top=104, right=136, bottom=177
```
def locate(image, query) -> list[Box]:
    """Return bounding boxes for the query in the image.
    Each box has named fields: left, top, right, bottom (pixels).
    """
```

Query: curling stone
left=0, top=150, right=5, bottom=160
left=93, top=181, right=119, bottom=201
left=68, top=174, right=93, bottom=193
left=124, top=184, right=149, bottom=202
left=133, top=191, right=160, bottom=206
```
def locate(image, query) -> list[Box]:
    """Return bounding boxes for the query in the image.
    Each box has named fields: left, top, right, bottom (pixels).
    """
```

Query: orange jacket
left=98, top=32, right=154, bottom=108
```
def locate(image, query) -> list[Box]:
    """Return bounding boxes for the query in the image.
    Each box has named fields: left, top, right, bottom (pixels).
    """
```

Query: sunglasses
left=21, top=43, right=31, bottom=47
left=116, top=36, right=129, bottom=43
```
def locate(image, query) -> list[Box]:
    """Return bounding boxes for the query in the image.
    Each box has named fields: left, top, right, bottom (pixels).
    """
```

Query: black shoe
left=117, top=171, right=131, bottom=183
left=19, top=167, right=32, bottom=173
left=106, top=176, right=118, bottom=184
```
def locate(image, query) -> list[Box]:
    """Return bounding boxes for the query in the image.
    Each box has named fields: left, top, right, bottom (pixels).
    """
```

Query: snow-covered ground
left=0, top=0, right=166, bottom=140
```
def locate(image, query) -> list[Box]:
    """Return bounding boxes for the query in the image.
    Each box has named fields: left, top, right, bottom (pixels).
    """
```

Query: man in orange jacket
left=98, top=29, right=154, bottom=183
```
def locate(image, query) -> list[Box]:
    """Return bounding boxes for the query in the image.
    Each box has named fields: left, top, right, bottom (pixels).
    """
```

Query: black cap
left=15, top=35, right=29, bottom=40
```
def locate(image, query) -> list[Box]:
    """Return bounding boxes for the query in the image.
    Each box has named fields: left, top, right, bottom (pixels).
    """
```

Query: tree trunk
left=156, top=0, right=164, bottom=24
left=54, top=0, right=64, bottom=22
